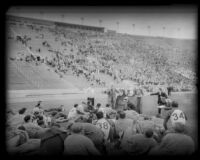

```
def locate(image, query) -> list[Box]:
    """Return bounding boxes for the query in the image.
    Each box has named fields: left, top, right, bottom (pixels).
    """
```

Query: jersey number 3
left=172, top=112, right=185, bottom=121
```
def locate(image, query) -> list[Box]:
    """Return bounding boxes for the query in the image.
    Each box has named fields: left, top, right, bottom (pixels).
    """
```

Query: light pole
left=163, top=26, right=166, bottom=37
left=147, top=25, right=151, bottom=36
left=40, top=11, right=44, bottom=20
left=116, top=21, right=119, bottom=32
left=132, top=24, right=135, bottom=34
left=177, top=27, right=181, bottom=39
left=81, top=17, right=84, bottom=25
left=15, top=7, right=21, bottom=16
left=99, top=19, right=102, bottom=27
left=61, top=14, right=65, bottom=22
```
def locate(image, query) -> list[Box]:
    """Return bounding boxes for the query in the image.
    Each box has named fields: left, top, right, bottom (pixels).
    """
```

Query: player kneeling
left=163, top=101, right=187, bottom=131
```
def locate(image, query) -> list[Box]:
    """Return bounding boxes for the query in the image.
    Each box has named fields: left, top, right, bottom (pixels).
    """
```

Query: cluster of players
left=6, top=87, right=195, bottom=156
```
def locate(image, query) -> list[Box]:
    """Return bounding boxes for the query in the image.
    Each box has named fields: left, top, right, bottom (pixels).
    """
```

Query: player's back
left=64, top=134, right=99, bottom=155
left=115, top=118, right=133, bottom=134
left=170, top=109, right=186, bottom=126
left=77, top=122, right=104, bottom=142
left=95, top=118, right=111, bottom=141
left=157, top=132, right=195, bottom=155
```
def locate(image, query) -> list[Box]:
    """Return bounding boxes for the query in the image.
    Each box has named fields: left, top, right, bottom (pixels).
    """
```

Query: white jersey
left=98, top=107, right=113, bottom=118
left=98, top=107, right=107, bottom=118
left=170, top=109, right=186, bottom=127
left=95, top=118, right=111, bottom=140
left=67, top=108, right=78, bottom=119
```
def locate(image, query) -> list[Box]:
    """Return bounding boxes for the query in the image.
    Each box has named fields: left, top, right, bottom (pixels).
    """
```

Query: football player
left=163, top=101, right=187, bottom=131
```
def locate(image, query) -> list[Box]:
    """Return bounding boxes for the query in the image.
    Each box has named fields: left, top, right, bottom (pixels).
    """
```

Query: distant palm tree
left=81, top=17, right=84, bottom=25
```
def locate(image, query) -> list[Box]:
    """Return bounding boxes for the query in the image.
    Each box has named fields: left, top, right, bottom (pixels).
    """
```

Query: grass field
left=7, top=91, right=198, bottom=150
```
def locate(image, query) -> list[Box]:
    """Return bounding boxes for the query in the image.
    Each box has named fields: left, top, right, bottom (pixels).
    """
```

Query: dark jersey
left=150, top=92, right=168, bottom=105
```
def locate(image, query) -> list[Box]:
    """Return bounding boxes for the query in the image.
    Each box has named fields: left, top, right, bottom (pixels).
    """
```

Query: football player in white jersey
left=163, top=101, right=187, bottom=131
left=94, top=111, right=111, bottom=142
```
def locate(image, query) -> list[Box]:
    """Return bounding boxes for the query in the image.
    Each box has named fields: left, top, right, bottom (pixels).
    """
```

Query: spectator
left=67, top=104, right=79, bottom=120
left=40, top=125, right=69, bottom=155
left=115, top=111, right=135, bottom=139
left=63, top=123, right=100, bottom=155
left=124, top=109, right=139, bottom=121
left=22, top=115, right=46, bottom=139
left=94, top=111, right=113, bottom=142
left=8, top=108, right=27, bottom=128
left=121, top=132, right=157, bottom=155
left=71, top=122, right=104, bottom=154
left=163, top=101, right=187, bottom=131
left=150, top=87, right=168, bottom=117
left=149, top=122, right=195, bottom=155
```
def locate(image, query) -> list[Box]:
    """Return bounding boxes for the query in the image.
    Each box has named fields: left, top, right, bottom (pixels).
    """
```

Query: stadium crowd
left=8, top=20, right=197, bottom=92
left=6, top=18, right=196, bottom=156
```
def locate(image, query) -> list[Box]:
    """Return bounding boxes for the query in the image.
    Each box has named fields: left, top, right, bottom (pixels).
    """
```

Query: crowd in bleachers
left=8, top=19, right=197, bottom=91
left=6, top=97, right=195, bottom=156
left=6, top=17, right=197, bottom=156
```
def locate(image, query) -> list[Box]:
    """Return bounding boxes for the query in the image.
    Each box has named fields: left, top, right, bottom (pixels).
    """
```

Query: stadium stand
left=6, top=15, right=197, bottom=156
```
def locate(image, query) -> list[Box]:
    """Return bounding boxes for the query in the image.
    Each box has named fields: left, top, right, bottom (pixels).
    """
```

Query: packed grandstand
left=6, top=15, right=197, bottom=156
left=7, top=15, right=197, bottom=91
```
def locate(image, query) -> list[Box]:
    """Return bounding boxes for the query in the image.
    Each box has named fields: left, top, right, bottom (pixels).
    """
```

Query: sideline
left=7, top=88, right=107, bottom=103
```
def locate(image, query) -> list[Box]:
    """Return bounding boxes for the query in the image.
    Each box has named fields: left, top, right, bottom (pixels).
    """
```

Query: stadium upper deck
left=6, top=15, right=197, bottom=92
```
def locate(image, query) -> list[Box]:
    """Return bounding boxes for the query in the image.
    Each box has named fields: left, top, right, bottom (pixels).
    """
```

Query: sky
left=7, top=6, right=197, bottom=39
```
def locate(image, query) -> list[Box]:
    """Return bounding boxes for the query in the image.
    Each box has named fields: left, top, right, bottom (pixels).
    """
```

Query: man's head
left=24, top=115, right=32, bottom=123
left=74, top=104, right=78, bottom=108
left=51, top=122, right=61, bottom=128
left=117, top=110, right=126, bottom=119
left=87, top=101, right=91, bottom=106
left=18, top=108, right=27, bottom=115
left=71, top=123, right=83, bottom=134
left=145, top=128, right=154, bottom=138
left=37, top=115, right=44, bottom=120
left=96, top=103, right=101, bottom=108
left=123, top=96, right=128, bottom=102
left=36, top=100, right=42, bottom=107
left=171, top=101, right=179, bottom=108
left=33, top=107, right=40, bottom=115
left=107, top=111, right=117, bottom=119
left=96, top=111, right=104, bottom=119
left=59, top=105, right=64, bottom=110
left=37, top=119, right=45, bottom=127
left=18, top=125, right=26, bottom=131
left=51, top=111, right=58, bottom=117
